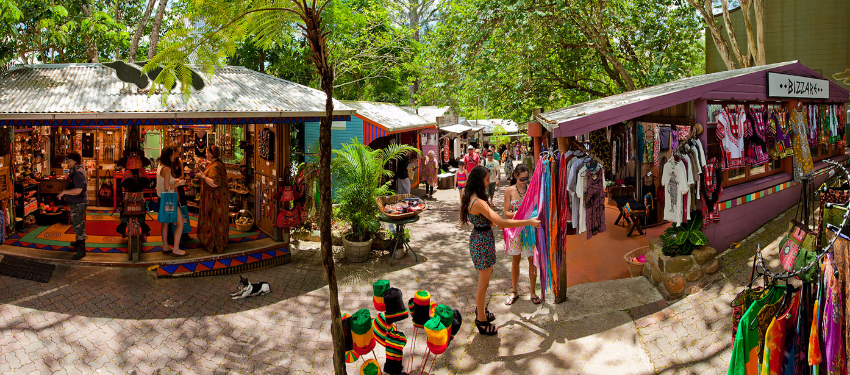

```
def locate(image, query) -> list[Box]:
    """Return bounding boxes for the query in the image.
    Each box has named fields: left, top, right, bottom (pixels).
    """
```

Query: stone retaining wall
left=643, top=238, right=721, bottom=299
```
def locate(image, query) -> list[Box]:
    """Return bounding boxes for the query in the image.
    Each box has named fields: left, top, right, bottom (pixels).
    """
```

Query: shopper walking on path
left=157, top=147, right=188, bottom=257
left=195, top=145, right=229, bottom=254
left=502, top=164, right=541, bottom=305
left=463, top=145, right=479, bottom=174
left=460, top=166, right=539, bottom=335
left=58, top=152, right=88, bottom=260
left=456, top=160, right=467, bottom=201
left=483, top=150, right=501, bottom=206
left=395, top=150, right=411, bottom=195
left=421, top=150, right=438, bottom=199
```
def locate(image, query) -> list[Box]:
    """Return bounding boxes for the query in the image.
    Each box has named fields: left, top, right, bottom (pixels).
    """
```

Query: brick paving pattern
left=0, top=179, right=795, bottom=374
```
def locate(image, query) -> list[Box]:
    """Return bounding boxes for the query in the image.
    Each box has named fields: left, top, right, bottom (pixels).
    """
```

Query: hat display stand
left=352, top=281, right=462, bottom=375
left=419, top=316, right=449, bottom=375
left=406, top=290, right=431, bottom=372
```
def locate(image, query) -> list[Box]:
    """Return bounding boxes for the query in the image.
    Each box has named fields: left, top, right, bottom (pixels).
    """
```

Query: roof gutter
left=0, top=109, right=356, bottom=121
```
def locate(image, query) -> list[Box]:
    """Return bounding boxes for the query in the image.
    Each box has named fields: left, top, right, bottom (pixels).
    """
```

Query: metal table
left=378, top=215, right=420, bottom=265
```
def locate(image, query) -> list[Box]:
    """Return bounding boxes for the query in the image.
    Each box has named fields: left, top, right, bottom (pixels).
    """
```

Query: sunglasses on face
left=519, top=177, right=529, bottom=182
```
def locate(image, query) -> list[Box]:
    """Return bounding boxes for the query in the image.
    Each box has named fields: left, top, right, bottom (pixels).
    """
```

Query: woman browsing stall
left=195, top=145, right=230, bottom=254
left=157, top=147, right=188, bottom=257
left=460, top=166, right=539, bottom=336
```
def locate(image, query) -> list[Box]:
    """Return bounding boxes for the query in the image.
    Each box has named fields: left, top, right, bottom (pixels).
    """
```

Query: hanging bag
left=126, top=217, right=142, bottom=237
left=730, top=256, right=769, bottom=341
left=157, top=192, right=179, bottom=223
left=778, top=181, right=816, bottom=272
left=123, top=192, right=145, bottom=216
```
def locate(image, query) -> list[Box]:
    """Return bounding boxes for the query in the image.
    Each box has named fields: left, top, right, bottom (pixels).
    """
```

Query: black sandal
left=485, top=309, right=496, bottom=322
left=475, top=319, right=498, bottom=336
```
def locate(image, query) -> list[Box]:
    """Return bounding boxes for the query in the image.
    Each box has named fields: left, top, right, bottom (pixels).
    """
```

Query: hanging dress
left=746, top=107, right=769, bottom=166
left=789, top=107, right=814, bottom=182
left=584, top=166, right=607, bottom=239
left=701, top=157, right=722, bottom=226
left=769, top=107, right=793, bottom=159
left=717, top=107, right=747, bottom=170
left=822, top=255, right=846, bottom=375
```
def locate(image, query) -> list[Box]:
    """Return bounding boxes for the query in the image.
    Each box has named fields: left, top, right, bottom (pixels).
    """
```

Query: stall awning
left=362, top=119, right=388, bottom=146
left=440, top=124, right=472, bottom=134
left=538, top=61, right=849, bottom=138
left=344, top=101, right=435, bottom=146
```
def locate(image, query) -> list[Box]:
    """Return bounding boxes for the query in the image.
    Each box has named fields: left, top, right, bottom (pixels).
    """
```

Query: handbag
left=126, top=218, right=142, bottom=237
left=730, top=256, right=769, bottom=340
left=779, top=220, right=814, bottom=272
left=126, top=151, right=143, bottom=170
left=278, top=186, right=300, bottom=202
left=180, top=205, right=191, bottom=233
left=276, top=203, right=301, bottom=228
left=158, top=192, right=179, bottom=223
left=123, top=192, right=145, bottom=216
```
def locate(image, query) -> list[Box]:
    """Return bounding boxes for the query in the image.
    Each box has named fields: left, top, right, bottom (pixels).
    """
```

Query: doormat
left=0, top=256, right=56, bottom=283
left=157, top=253, right=290, bottom=279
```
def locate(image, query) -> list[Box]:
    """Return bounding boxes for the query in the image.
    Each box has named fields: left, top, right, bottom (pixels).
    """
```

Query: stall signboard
left=767, top=72, right=829, bottom=99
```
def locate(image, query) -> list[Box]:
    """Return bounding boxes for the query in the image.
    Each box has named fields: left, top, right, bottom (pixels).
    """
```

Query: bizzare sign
left=767, top=72, right=829, bottom=99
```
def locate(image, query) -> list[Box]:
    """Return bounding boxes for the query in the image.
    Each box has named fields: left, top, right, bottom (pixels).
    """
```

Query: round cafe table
left=377, top=215, right=420, bottom=266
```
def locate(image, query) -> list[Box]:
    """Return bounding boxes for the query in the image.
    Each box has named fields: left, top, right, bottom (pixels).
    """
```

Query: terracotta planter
left=343, top=235, right=372, bottom=263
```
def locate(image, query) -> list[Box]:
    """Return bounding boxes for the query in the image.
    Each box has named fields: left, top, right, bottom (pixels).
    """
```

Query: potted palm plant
left=331, top=141, right=419, bottom=262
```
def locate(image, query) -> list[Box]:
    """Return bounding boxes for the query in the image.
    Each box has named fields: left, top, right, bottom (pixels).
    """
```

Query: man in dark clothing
left=395, top=151, right=411, bottom=194
left=58, top=152, right=88, bottom=260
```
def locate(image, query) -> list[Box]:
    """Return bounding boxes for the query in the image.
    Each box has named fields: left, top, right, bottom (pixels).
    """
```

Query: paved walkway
left=0, top=178, right=790, bottom=374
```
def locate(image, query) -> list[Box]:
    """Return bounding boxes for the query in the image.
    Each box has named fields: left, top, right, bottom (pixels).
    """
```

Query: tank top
left=456, top=171, right=467, bottom=188
left=156, top=165, right=175, bottom=196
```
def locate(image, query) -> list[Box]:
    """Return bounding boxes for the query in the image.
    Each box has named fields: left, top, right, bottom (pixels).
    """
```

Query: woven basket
left=624, top=246, right=651, bottom=277
left=376, top=194, right=426, bottom=220
left=234, top=210, right=255, bottom=232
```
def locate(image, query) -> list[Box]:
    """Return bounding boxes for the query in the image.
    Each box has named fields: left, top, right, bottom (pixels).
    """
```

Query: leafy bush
left=659, top=213, right=708, bottom=256
left=331, top=141, right=419, bottom=242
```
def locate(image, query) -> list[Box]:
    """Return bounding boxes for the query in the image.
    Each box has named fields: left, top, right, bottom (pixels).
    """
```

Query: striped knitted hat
left=373, top=280, right=390, bottom=311
left=410, top=291, right=431, bottom=328
left=351, top=309, right=376, bottom=356
left=433, top=304, right=454, bottom=329
left=371, top=312, right=395, bottom=347
left=359, top=359, right=382, bottom=375
left=424, top=316, right=449, bottom=355
left=341, top=313, right=360, bottom=363
left=383, top=288, right=409, bottom=324
left=449, top=308, right=463, bottom=342
left=383, top=329, right=407, bottom=375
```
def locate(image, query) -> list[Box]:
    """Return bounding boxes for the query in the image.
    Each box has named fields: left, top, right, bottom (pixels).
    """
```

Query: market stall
left=518, top=61, right=848, bottom=302
left=343, top=101, right=436, bottom=190
left=0, top=63, right=355, bottom=269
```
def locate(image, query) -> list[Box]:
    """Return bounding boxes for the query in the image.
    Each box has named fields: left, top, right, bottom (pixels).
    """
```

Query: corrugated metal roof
left=406, top=105, right=451, bottom=123
left=476, top=119, right=519, bottom=134
left=537, top=61, right=797, bottom=133
left=440, top=124, right=472, bottom=133
left=0, top=63, right=355, bottom=115
left=343, top=101, right=434, bottom=132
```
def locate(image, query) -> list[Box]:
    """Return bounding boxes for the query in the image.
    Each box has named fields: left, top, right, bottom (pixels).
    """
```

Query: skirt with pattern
left=469, top=229, right=497, bottom=270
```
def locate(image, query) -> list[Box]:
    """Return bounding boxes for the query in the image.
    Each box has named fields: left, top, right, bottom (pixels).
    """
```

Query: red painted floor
left=565, top=202, right=670, bottom=287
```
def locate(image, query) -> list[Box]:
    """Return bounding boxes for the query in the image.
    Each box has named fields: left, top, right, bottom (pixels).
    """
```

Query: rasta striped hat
left=341, top=312, right=360, bottom=363
left=424, top=315, right=449, bottom=355
left=350, top=309, right=377, bottom=356
left=371, top=312, right=394, bottom=347
left=433, top=304, right=454, bottom=329
left=359, top=358, right=382, bottom=375
left=373, top=280, right=390, bottom=311
left=409, top=290, right=432, bottom=328
left=383, top=329, right=407, bottom=375
left=383, top=288, right=409, bottom=324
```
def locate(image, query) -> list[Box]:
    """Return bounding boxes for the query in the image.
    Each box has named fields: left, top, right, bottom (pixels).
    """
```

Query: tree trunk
left=740, top=0, right=757, bottom=67
left=721, top=0, right=746, bottom=68
left=115, top=0, right=124, bottom=60
left=129, top=0, right=157, bottom=62
left=753, top=0, right=766, bottom=65
left=408, top=0, right=420, bottom=105
left=687, top=0, right=738, bottom=70
left=148, top=0, right=169, bottom=60
left=259, top=49, right=266, bottom=73
left=296, top=1, right=346, bottom=373
left=82, top=2, right=99, bottom=63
